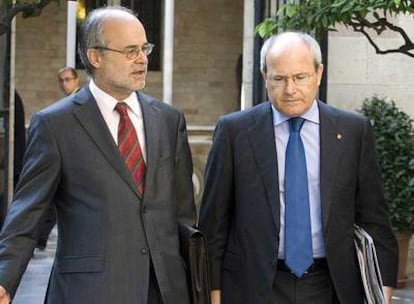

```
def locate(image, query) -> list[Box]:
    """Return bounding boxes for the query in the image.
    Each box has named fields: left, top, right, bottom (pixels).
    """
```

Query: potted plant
left=360, top=96, right=414, bottom=287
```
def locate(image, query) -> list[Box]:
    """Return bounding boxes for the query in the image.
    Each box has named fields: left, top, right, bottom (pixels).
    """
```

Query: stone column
left=163, top=0, right=174, bottom=105
left=241, top=0, right=254, bottom=110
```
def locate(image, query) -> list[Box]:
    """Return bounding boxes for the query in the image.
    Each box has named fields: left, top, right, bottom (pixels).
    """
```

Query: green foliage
left=256, top=0, right=414, bottom=37
left=360, top=96, right=414, bottom=232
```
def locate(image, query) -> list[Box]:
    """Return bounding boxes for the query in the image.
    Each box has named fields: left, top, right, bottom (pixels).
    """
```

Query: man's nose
left=134, top=51, right=148, bottom=64
left=284, top=78, right=297, bottom=94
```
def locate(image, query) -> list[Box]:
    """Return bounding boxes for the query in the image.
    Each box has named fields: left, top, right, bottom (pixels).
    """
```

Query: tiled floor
left=394, top=278, right=414, bottom=303
left=11, top=227, right=414, bottom=303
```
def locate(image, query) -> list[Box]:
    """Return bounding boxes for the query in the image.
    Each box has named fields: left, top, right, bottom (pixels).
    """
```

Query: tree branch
left=348, top=13, right=414, bottom=58
left=0, top=0, right=54, bottom=36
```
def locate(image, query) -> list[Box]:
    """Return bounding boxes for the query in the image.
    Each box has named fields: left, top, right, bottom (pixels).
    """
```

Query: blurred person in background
left=58, top=66, right=80, bottom=96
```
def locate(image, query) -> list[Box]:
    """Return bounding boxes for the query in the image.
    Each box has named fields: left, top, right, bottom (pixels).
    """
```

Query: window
left=75, top=0, right=108, bottom=69
left=75, top=0, right=161, bottom=71
left=121, top=0, right=161, bottom=71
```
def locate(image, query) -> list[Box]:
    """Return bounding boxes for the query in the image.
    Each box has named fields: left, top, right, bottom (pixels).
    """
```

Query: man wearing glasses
left=57, top=66, right=80, bottom=96
left=199, top=32, right=397, bottom=304
left=0, top=6, right=195, bottom=304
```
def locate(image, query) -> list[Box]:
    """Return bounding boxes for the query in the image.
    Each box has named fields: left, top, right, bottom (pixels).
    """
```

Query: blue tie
left=284, top=117, right=313, bottom=277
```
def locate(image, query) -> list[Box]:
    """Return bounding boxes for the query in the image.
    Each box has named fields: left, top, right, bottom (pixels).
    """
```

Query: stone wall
left=171, top=0, right=243, bottom=125
left=327, top=15, right=414, bottom=116
left=15, top=2, right=67, bottom=123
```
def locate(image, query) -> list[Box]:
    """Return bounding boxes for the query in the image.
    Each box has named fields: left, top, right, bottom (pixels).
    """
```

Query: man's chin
left=134, top=81, right=146, bottom=91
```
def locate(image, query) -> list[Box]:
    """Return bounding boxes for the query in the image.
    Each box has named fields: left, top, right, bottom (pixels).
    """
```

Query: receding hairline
left=92, top=8, right=140, bottom=26
left=96, top=10, right=145, bottom=42
left=269, top=33, right=310, bottom=56
left=58, top=66, right=77, bottom=78
left=260, top=32, right=322, bottom=73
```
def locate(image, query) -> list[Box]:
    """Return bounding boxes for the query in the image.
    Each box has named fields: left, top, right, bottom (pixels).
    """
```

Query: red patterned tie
left=115, top=103, right=146, bottom=196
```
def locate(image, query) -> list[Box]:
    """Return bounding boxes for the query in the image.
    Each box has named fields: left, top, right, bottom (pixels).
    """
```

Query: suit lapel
left=137, top=92, right=161, bottom=197
left=319, top=101, right=343, bottom=229
left=247, top=103, right=280, bottom=231
left=72, top=86, right=142, bottom=199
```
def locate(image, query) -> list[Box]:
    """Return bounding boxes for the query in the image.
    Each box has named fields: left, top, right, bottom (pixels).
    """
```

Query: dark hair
left=78, top=6, right=137, bottom=75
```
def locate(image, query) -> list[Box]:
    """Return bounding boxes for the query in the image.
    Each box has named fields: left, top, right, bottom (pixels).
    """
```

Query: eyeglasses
left=92, top=43, right=155, bottom=60
left=268, top=73, right=315, bottom=87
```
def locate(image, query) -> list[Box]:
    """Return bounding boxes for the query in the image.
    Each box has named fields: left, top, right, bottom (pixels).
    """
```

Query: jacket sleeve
left=198, top=117, right=234, bottom=289
left=356, top=118, right=398, bottom=287
left=175, top=111, right=196, bottom=227
left=0, top=112, right=61, bottom=297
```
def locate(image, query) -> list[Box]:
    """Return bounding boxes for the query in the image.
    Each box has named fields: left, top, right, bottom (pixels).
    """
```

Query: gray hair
left=78, top=6, right=137, bottom=75
left=260, top=32, right=322, bottom=73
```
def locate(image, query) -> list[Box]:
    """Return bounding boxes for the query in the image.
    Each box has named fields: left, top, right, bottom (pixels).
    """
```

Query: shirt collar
left=271, top=100, right=320, bottom=126
left=89, top=79, right=141, bottom=117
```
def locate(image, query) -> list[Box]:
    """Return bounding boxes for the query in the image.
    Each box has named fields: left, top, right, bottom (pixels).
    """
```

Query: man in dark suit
left=198, top=32, right=398, bottom=304
left=0, top=6, right=195, bottom=304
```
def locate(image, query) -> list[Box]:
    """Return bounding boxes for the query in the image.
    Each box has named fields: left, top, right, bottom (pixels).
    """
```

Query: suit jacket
left=198, top=101, right=398, bottom=304
left=0, top=86, right=196, bottom=304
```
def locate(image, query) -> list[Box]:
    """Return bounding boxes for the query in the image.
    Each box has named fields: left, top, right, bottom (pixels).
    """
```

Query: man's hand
left=0, top=286, right=10, bottom=304
left=211, top=289, right=220, bottom=304
left=383, top=286, right=393, bottom=304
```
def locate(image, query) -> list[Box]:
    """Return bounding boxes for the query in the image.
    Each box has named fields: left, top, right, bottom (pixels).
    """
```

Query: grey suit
left=199, top=101, right=398, bottom=304
left=0, top=86, right=196, bottom=304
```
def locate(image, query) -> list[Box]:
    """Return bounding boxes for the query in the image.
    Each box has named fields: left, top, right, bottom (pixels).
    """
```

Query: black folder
left=179, top=223, right=211, bottom=304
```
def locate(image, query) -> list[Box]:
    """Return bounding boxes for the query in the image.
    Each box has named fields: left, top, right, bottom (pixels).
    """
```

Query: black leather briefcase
left=179, top=223, right=211, bottom=304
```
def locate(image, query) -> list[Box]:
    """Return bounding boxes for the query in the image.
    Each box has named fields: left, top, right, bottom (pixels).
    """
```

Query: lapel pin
left=337, top=133, right=342, bottom=140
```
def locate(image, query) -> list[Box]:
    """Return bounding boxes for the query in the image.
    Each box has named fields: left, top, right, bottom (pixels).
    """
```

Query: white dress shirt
left=89, top=79, right=146, bottom=162
left=272, top=100, right=326, bottom=259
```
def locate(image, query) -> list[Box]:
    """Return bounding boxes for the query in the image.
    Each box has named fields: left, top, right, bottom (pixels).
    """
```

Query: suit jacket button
left=141, top=248, right=148, bottom=254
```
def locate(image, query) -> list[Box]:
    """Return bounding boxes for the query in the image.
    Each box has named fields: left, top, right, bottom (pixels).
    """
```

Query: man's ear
left=87, top=49, right=102, bottom=69
left=261, top=71, right=268, bottom=88
left=316, top=64, right=324, bottom=87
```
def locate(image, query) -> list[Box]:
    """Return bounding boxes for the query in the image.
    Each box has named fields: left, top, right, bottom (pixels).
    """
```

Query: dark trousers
left=269, top=264, right=340, bottom=304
